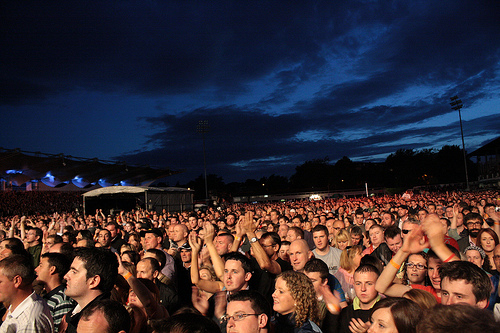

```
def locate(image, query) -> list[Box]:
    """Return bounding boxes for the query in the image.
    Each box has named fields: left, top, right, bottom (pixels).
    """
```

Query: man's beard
left=469, top=229, right=480, bottom=237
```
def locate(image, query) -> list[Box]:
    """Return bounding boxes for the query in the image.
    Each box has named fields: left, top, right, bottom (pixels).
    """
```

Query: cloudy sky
left=1, top=1, right=499, bottom=184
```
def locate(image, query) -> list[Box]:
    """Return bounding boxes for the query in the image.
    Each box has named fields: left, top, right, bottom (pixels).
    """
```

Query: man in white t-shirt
left=311, top=225, right=342, bottom=275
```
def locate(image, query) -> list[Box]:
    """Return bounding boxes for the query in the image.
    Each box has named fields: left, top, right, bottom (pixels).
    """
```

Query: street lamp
left=197, top=120, right=210, bottom=204
left=450, top=96, right=470, bottom=191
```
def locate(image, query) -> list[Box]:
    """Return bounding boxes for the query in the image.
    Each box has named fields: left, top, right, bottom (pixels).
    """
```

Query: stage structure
left=83, top=186, right=193, bottom=214
left=0, top=148, right=182, bottom=190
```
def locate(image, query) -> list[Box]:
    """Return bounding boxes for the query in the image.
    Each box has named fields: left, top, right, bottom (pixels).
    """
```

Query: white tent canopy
left=83, top=186, right=193, bottom=214
left=83, top=186, right=191, bottom=197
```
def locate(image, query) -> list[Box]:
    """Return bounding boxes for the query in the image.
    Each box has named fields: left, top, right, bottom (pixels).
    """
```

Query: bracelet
left=389, top=259, right=401, bottom=270
left=494, top=222, right=500, bottom=226
left=122, top=272, right=132, bottom=280
left=235, top=236, right=240, bottom=241
left=444, top=254, right=456, bottom=263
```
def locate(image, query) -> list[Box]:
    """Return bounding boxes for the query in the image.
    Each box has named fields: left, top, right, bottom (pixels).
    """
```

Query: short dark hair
left=145, top=249, right=166, bottom=269
left=140, top=257, right=161, bottom=274
left=464, top=212, right=483, bottom=225
left=350, top=226, right=363, bottom=237
left=260, top=232, right=281, bottom=247
left=223, top=252, right=252, bottom=274
left=355, top=264, right=380, bottom=277
left=416, top=304, right=499, bottom=333
left=47, top=234, right=63, bottom=244
left=151, top=312, right=221, bottom=333
left=303, top=258, right=329, bottom=281
left=62, top=231, right=77, bottom=244
left=105, top=221, right=120, bottom=230
left=80, top=299, right=130, bottom=333
left=438, top=261, right=491, bottom=303
left=32, top=227, right=43, bottom=241
left=73, top=248, right=118, bottom=293
left=312, top=225, right=329, bottom=236
left=0, top=254, right=36, bottom=287
left=371, top=297, right=422, bottom=333
left=289, top=226, right=304, bottom=239
left=360, top=256, right=384, bottom=274
left=77, top=230, right=94, bottom=241
left=1, top=238, right=28, bottom=256
left=217, top=232, right=234, bottom=243
left=41, top=252, right=71, bottom=281
left=384, top=226, right=401, bottom=239
left=228, top=290, right=271, bottom=328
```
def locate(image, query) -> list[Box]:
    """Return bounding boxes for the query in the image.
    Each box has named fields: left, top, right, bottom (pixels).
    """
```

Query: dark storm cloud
left=1, top=1, right=346, bottom=104
left=2, top=1, right=499, bottom=182
left=118, top=99, right=500, bottom=182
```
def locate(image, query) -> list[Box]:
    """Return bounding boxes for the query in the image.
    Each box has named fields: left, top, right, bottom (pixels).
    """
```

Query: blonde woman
left=335, top=245, right=363, bottom=302
left=333, top=229, right=351, bottom=250
left=272, top=270, right=322, bottom=332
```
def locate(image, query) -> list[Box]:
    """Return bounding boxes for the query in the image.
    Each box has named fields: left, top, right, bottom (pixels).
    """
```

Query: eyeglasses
left=402, top=229, right=411, bottom=234
left=221, top=313, right=260, bottom=323
left=466, top=222, right=482, bottom=227
left=406, top=263, right=427, bottom=270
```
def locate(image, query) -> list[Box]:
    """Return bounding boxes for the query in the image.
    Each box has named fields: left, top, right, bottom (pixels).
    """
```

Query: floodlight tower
left=450, top=96, right=469, bottom=191
left=197, top=120, right=210, bottom=204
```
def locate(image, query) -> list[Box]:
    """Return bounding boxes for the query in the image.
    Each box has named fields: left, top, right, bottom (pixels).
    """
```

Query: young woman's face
left=480, top=233, right=496, bottom=252
left=368, top=307, right=398, bottom=333
left=337, top=239, right=349, bottom=251
left=272, top=277, right=295, bottom=315
left=199, top=268, right=212, bottom=281
left=406, top=254, right=427, bottom=285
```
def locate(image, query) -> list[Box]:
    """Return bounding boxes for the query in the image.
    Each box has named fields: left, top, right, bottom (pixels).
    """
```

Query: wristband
left=389, top=259, right=401, bottom=270
left=494, top=222, right=500, bottom=226
left=235, top=236, right=240, bottom=241
left=444, top=254, right=456, bottom=263
left=122, top=272, right=132, bottom=280
left=328, top=302, right=341, bottom=313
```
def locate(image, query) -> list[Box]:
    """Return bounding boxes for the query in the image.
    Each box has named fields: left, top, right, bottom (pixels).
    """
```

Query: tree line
left=175, top=145, right=476, bottom=199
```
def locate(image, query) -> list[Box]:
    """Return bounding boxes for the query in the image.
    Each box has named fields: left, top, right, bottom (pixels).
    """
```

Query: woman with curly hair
left=272, top=270, right=322, bottom=332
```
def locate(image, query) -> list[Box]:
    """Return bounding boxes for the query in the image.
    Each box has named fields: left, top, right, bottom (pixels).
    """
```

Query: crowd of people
left=0, top=189, right=499, bottom=332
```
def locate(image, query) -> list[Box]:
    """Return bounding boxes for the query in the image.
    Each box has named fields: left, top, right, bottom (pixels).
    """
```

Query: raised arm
left=243, top=211, right=281, bottom=274
left=448, top=204, right=460, bottom=240
left=203, top=223, right=225, bottom=280
left=422, top=214, right=459, bottom=262
left=116, top=253, right=169, bottom=319
left=376, top=227, right=428, bottom=297
left=189, top=232, right=223, bottom=293
left=230, top=218, right=244, bottom=253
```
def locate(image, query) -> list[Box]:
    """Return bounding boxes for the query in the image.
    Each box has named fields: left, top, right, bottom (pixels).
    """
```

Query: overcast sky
left=1, top=1, right=499, bottom=184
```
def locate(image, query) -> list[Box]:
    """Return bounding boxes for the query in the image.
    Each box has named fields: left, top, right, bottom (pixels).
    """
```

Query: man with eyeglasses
left=464, top=213, right=486, bottom=246
left=224, top=290, right=271, bottom=333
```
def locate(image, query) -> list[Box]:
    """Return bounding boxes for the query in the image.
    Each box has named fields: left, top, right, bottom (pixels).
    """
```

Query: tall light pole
left=197, top=120, right=209, bottom=204
left=450, top=96, right=470, bottom=191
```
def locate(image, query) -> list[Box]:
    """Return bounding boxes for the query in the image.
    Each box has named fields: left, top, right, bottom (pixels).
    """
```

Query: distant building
left=468, top=137, right=500, bottom=187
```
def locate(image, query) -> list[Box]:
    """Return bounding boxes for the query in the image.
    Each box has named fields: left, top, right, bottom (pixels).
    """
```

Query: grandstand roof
left=468, top=137, right=500, bottom=157
left=0, top=148, right=182, bottom=188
